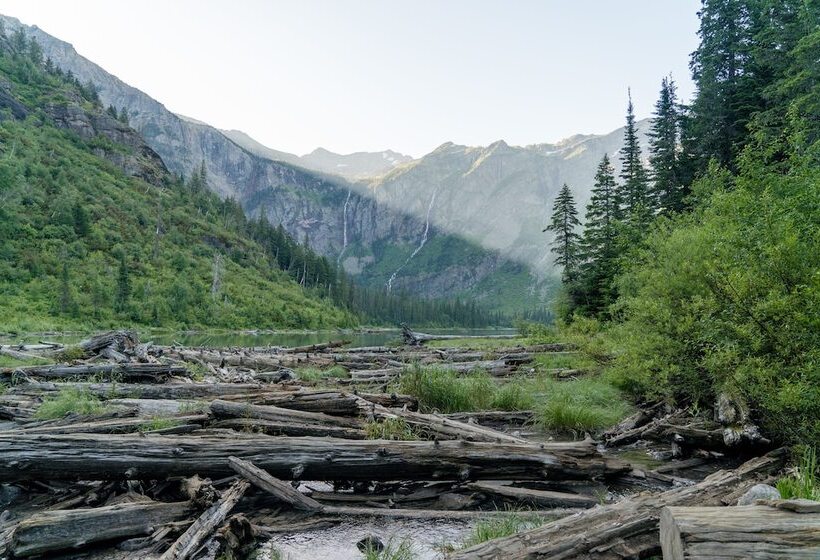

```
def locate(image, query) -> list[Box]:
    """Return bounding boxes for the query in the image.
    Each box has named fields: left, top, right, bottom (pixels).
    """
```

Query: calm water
left=1, top=328, right=518, bottom=349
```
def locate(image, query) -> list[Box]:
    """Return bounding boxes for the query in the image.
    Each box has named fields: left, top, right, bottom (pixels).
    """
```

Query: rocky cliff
left=0, top=15, right=538, bottom=308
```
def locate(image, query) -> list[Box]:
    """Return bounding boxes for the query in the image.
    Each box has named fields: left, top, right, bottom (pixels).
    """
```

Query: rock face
left=2, top=15, right=536, bottom=305
left=356, top=125, right=651, bottom=277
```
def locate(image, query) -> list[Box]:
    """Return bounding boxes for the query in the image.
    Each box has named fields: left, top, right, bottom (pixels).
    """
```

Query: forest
left=545, top=0, right=819, bottom=445
left=0, top=25, right=503, bottom=331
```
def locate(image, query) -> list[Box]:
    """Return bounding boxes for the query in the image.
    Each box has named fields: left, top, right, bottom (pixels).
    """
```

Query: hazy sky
left=0, top=1, right=701, bottom=157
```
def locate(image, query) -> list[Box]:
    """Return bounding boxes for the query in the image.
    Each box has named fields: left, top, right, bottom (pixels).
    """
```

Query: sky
left=0, top=1, right=701, bottom=157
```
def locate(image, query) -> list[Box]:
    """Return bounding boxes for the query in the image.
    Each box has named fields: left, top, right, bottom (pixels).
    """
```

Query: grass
left=295, top=365, right=349, bottom=384
left=139, top=417, right=183, bottom=432
left=365, top=417, right=419, bottom=440
left=776, top=446, right=819, bottom=501
left=57, top=346, right=87, bottom=362
left=531, top=352, right=596, bottom=372
left=534, top=377, right=632, bottom=435
left=34, top=388, right=109, bottom=420
left=399, top=365, right=495, bottom=413
left=362, top=538, right=416, bottom=560
left=0, top=354, right=52, bottom=368
left=461, top=512, right=543, bottom=548
left=398, top=364, right=631, bottom=436
left=426, top=337, right=526, bottom=350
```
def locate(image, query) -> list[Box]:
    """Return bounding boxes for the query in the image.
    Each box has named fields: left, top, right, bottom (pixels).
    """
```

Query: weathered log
left=228, top=456, right=322, bottom=511
left=281, top=340, right=349, bottom=353
left=160, top=479, right=249, bottom=560
left=9, top=500, right=192, bottom=557
left=0, top=433, right=627, bottom=482
left=79, top=330, right=139, bottom=355
left=466, top=482, right=599, bottom=508
left=445, top=410, right=535, bottom=427
left=10, top=363, right=187, bottom=381
left=319, top=505, right=579, bottom=520
left=401, top=324, right=519, bottom=346
left=13, top=414, right=207, bottom=434
left=372, top=405, right=527, bottom=444
left=211, top=418, right=366, bottom=439
left=660, top=505, right=820, bottom=559
left=11, top=381, right=267, bottom=400
left=449, top=449, right=787, bottom=560
left=209, top=399, right=362, bottom=429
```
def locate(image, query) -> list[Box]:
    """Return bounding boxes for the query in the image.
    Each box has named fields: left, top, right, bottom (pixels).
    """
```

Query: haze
left=0, top=0, right=700, bottom=156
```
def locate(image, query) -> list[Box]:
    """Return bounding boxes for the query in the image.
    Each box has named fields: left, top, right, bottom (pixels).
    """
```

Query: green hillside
left=0, top=29, right=356, bottom=331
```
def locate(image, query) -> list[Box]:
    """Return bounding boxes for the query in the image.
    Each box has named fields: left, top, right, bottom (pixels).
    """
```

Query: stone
left=356, top=535, right=385, bottom=554
left=737, top=484, right=780, bottom=505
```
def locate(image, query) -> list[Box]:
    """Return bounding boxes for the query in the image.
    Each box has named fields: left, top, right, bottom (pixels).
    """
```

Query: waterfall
left=337, top=190, right=352, bottom=265
left=387, top=186, right=439, bottom=292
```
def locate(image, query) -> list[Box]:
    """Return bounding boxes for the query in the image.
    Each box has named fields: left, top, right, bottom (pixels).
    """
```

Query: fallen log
left=401, top=324, right=519, bottom=346
left=0, top=433, right=628, bottom=482
left=660, top=504, right=820, bottom=559
left=319, top=505, right=579, bottom=520
left=209, top=399, right=362, bottom=429
left=10, top=363, right=187, bottom=381
left=13, top=414, right=207, bottom=434
left=228, top=456, right=322, bottom=511
left=11, top=381, right=268, bottom=400
left=372, top=406, right=528, bottom=444
left=449, top=449, right=787, bottom=560
left=211, top=418, right=366, bottom=439
left=466, top=482, right=599, bottom=509
left=9, top=500, right=192, bottom=558
left=281, top=340, right=349, bottom=353
left=160, top=479, right=249, bottom=560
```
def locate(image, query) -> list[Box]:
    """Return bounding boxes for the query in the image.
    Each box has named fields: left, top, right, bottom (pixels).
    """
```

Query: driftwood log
left=160, top=480, right=249, bottom=560
left=9, top=500, right=192, bottom=558
left=449, top=449, right=787, bottom=560
left=660, top=504, right=820, bottom=559
left=0, top=433, right=627, bottom=482
left=9, top=363, right=187, bottom=381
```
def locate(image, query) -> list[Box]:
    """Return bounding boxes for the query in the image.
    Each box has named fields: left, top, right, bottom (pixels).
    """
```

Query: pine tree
left=118, top=106, right=129, bottom=125
left=648, top=76, right=686, bottom=213
left=619, top=89, right=652, bottom=222
left=114, top=253, right=130, bottom=313
left=578, top=155, right=621, bottom=316
left=544, top=184, right=582, bottom=282
left=688, top=0, right=758, bottom=169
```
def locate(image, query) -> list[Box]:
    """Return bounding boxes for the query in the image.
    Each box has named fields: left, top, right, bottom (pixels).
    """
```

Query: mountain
left=2, top=15, right=539, bottom=311
left=354, top=122, right=651, bottom=277
left=220, top=129, right=412, bottom=180
left=0, top=29, right=354, bottom=331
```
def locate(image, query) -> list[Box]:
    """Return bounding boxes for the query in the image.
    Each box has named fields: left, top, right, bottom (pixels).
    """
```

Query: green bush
left=609, top=164, right=820, bottom=445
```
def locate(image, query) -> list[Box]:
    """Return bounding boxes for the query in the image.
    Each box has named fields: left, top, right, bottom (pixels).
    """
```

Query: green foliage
left=364, top=417, right=419, bottom=440
left=35, top=388, right=108, bottom=419
left=139, top=417, right=182, bottom=432
left=610, top=161, right=820, bottom=443
left=426, top=337, right=526, bottom=350
left=294, top=365, right=348, bottom=384
left=545, top=183, right=582, bottom=282
left=57, top=346, right=87, bottom=362
left=399, top=365, right=495, bottom=413
left=534, top=377, right=631, bottom=435
left=0, top=37, right=356, bottom=331
left=777, top=446, right=819, bottom=501
left=461, top=513, right=543, bottom=549
left=490, top=383, right=535, bottom=411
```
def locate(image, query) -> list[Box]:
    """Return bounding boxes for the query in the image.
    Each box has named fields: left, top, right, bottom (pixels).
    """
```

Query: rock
left=737, top=484, right=780, bottom=505
left=356, top=535, right=385, bottom=554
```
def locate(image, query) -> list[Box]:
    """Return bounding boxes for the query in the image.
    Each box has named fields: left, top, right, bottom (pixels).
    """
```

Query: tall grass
left=776, top=446, right=819, bottom=500
left=362, top=538, right=416, bottom=560
left=365, top=417, right=419, bottom=440
left=533, top=377, right=632, bottom=434
left=295, top=365, right=349, bottom=384
left=399, top=365, right=495, bottom=413
left=35, top=388, right=109, bottom=419
left=461, top=513, right=543, bottom=548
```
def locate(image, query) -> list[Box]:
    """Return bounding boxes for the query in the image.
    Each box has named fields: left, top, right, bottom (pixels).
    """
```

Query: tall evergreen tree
left=578, top=155, right=621, bottom=316
left=688, top=0, right=759, bottom=170
left=544, top=184, right=582, bottom=282
left=619, top=89, right=652, bottom=226
left=648, top=76, right=686, bottom=213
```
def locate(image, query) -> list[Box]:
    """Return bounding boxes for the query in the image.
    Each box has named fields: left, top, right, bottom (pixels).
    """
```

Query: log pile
left=0, top=329, right=629, bottom=559
left=0, top=329, right=794, bottom=559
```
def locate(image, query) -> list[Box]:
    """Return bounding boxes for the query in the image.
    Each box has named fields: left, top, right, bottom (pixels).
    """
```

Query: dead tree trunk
left=10, top=500, right=192, bottom=558
left=0, top=433, right=627, bottom=482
